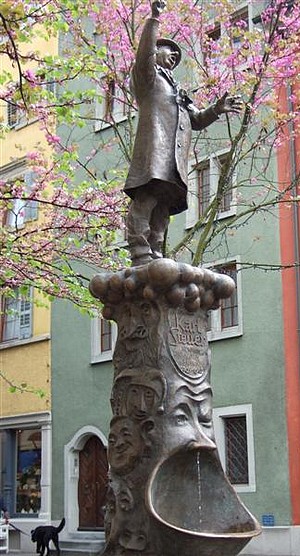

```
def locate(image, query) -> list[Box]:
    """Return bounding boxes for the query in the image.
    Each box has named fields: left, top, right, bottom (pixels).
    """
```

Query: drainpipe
left=287, top=83, right=300, bottom=359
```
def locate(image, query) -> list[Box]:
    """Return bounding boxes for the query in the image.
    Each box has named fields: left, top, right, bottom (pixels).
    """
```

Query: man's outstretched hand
left=215, top=92, right=243, bottom=115
left=152, top=0, right=166, bottom=18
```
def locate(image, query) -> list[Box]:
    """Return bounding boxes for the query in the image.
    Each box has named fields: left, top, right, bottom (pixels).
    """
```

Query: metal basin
left=147, top=448, right=261, bottom=556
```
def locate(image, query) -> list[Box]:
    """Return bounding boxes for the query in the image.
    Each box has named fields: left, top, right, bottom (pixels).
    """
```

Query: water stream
left=196, top=450, right=202, bottom=525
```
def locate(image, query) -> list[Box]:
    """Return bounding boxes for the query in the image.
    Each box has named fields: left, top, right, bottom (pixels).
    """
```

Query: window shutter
left=6, top=198, right=25, bottom=228
left=2, top=296, right=18, bottom=341
left=113, top=83, right=126, bottom=122
left=186, top=168, right=199, bottom=229
left=46, top=81, right=55, bottom=95
left=210, top=155, right=219, bottom=199
left=19, top=296, right=32, bottom=339
left=24, top=171, right=38, bottom=221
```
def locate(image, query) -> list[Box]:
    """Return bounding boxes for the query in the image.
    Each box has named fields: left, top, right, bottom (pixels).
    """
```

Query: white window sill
left=185, top=205, right=237, bottom=230
left=0, top=333, right=50, bottom=350
left=235, top=483, right=256, bottom=493
left=91, top=352, right=113, bottom=364
left=208, top=326, right=242, bottom=342
left=94, top=115, right=127, bottom=132
left=217, top=206, right=237, bottom=220
left=8, top=118, right=37, bottom=131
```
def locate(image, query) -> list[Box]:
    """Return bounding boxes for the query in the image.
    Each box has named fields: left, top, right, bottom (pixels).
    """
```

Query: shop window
left=16, top=429, right=41, bottom=514
left=0, top=413, right=51, bottom=518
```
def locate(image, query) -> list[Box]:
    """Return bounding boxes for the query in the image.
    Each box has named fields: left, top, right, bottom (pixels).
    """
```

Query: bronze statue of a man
left=124, top=0, right=242, bottom=266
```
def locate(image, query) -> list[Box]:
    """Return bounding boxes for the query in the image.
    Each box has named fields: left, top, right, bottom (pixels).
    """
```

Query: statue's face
left=108, top=417, right=143, bottom=473
left=156, top=46, right=178, bottom=70
left=163, top=385, right=215, bottom=452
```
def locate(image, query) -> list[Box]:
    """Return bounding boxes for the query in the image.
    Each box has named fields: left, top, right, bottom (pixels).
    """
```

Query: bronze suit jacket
left=124, top=17, right=219, bottom=215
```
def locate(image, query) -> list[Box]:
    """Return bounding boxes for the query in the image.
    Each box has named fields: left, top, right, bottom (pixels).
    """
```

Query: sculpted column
left=90, top=259, right=260, bottom=556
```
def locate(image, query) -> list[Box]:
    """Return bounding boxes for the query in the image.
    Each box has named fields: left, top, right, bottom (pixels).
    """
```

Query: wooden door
left=78, top=435, right=108, bottom=529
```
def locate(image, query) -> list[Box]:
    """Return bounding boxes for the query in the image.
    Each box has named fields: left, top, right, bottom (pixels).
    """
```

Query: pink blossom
left=45, top=133, right=61, bottom=145
left=23, top=68, right=37, bottom=84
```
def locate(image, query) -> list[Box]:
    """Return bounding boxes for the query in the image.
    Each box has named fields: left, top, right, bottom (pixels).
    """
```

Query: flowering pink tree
left=0, top=0, right=299, bottom=311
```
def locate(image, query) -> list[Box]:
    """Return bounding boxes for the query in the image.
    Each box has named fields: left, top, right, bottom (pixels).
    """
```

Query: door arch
left=64, top=426, right=108, bottom=535
left=78, top=435, right=108, bottom=529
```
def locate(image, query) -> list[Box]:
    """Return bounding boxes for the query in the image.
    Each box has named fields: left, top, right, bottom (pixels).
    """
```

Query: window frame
left=6, top=79, right=55, bottom=131
left=7, top=101, right=20, bottom=129
left=213, top=404, right=256, bottom=493
left=0, top=412, right=51, bottom=518
left=16, top=428, right=42, bottom=515
left=0, top=160, right=39, bottom=229
left=186, top=149, right=237, bottom=230
left=94, top=77, right=128, bottom=132
left=203, top=2, right=254, bottom=62
left=0, top=287, right=33, bottom=344
left=205, top=257, right=243, bottom=341
left=6, top=98, right=27, bottom=130
left=91, top=315, right=117, bottom=363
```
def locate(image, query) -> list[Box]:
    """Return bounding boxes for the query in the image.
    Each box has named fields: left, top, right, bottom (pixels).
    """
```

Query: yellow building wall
left=0, top=34, right=57, bottom=165
left=0, top=340, right=51, bottom=416
left=0, top=33, right=58, bottom=417
left=33, top=292, right=51, bottom=337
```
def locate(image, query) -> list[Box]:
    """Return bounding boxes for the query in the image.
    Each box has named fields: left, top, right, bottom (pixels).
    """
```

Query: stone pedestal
left=89, top=259, right=261, bottom=556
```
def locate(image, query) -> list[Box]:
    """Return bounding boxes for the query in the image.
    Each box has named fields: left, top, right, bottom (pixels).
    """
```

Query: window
left=0, top=288, right=33, bottom=343
left=0, top=412, right=51, bottom=517
left=3, top=171, right=38, bottom=228
left=203, top=23, right=221, bottom=66
left=205, top=4, right=253, bottom=47
left=6, top=77, right=55, bottom=130
left=206, top=260, right=242, bottom=341
left=91, top=316, right=117, bottom=363
left=207, top=24, right=221, bottom=42
left=186, top=151, right=237, bottom=229
left=6, top=96, right=26, bottom=130
left=95, top=78, right=127, bottom=131
left=230, top=6, right=249, bottom=50
left=100, top=318, right=112, bottom=353
left=16, top=428, right=41, bottom=514
left=7, top=102, right=19, bottom=129
left=213, top=404, right=256, bottom=493
left=224, top=415, right=248, bottom=484
left=198, top=162, right=210, bottom=217
left=202, top=3, right=255, bottom=69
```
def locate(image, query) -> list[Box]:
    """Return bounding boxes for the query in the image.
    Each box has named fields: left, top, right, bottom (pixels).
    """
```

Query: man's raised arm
left=132, top=1, right=166, bottom=89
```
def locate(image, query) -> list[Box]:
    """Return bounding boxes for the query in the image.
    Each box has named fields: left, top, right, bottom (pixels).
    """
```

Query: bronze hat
left=156, top=38, right=182, bottom=66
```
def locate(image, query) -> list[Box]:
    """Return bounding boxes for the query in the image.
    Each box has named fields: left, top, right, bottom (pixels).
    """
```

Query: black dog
left=31, top=518, right=65, bottom=555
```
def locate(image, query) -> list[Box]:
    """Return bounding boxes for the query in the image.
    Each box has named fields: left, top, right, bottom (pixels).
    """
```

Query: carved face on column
left=113, top=301, right=161, bottom=370
left=163, top=382, right=216, bottom=453
left=108, top=416, right=145, bottom=474
left=111, top=368, right=166, bottom=420
left=108, top=480, right=154, bottom=556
